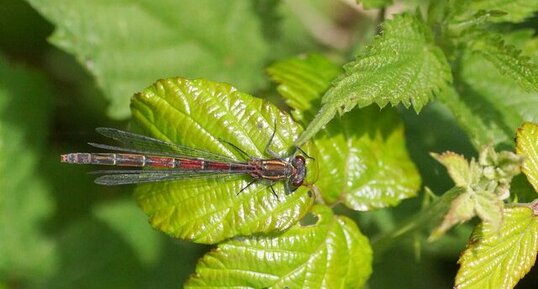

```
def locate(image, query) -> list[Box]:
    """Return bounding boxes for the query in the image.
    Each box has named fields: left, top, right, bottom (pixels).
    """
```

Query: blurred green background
left=0, top=0, right=536, bottom=288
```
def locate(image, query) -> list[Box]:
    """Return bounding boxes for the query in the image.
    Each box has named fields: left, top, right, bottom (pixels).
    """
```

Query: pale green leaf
left=0, top=55, right=56, bottom=279
left=315, top=107, right=421, bottom=210
left=455, top=207, right=538, bottom=289
left=268, top=54, right=420, bottom=210
left=297, top=14, right=451, bottom=145
left=516, top=122, right=538, bottom=193
left=185, top=205, right=373, bottom=288
left=27, top=0, right=270, bottom=119
left=131, top=78, right=316, bottom=244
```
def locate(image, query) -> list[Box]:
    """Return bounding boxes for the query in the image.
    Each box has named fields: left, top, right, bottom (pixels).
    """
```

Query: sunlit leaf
left=27, top=0, right=270, bottom=119
left=316, top=107, right=421, bottom=210
left=268, top=55, right=420, bottom=210
left=131, top=78, right=316, bottom=244
left=297, top=14, right=451, bottom=145
left=516, top=122, right=538, bottom=193
left=455, top=206, right=538, bottom=289
left=185, top=205, right=372, bottom=288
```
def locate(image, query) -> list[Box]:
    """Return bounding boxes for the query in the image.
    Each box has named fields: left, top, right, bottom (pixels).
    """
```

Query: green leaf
left=467, top=33, right=538, bottom=91
left=430, top=147, right=521, bottom=239
left=130, top=78, right=316, bottom=244
left=516, top=122, right=538, bottom=193
left=358, top=0, right=393, bottom=9
left=441, top=31, right=538, bottom=149
left=450, top=0, right=538, bottom=23
left=315, top=107, right=421, bottom=210
left=268, top=54, right=420, bottom=210
left=455, top=206, right=538, bottom=289
left=267, top=54, right=341, bottom=124
left=297, top=14, right=451, bottom=145
left=185, top=205, right=372, bottom=288
left=27, top=0, right=270, bottom=119
left=0, top=55, right=56, bottom=279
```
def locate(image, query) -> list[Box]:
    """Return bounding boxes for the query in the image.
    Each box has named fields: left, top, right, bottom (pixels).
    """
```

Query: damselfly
left=61, top=128, right=309, bottom=197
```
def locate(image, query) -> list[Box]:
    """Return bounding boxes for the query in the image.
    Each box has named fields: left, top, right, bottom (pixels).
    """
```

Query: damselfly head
left=290, top=155, right=307, bottom=188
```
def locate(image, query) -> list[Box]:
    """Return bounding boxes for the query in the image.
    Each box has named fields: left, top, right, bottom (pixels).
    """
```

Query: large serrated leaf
left=296, top=14, right=451, bottom=145
left=130, top=78, right=315, bottom=244
left=185, top=205, right=372, bottom=288
left=27, top=0, right=269, bottom=119
left=455, top=207, right=538, bottom=289
left=469, top=33, right=538, bottom=92
left=441, top=30, right=538, bottom=149
left=268, top=54, right=420, bottom=210
left=0, top=55, right=56, bottom=279
left=516, top=122, right=538, bottom=193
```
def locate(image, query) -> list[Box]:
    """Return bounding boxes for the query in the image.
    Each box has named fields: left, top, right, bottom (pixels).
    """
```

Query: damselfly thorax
left=61, top=128, right=309, bottom=197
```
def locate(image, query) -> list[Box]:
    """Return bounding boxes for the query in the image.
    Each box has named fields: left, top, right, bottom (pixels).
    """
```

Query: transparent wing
left=92, top=169, right=245, bottom=185
left=95, top=127, right=236, bottom=162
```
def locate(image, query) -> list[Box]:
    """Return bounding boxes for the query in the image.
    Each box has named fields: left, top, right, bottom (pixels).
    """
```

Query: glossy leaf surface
left=269, top=55, right=420, bottom=210
left=186, top=205, right=372, bottom=288
left=455, top=207, right=538, bottom=289
left=131, top=78, right=315, bottom=243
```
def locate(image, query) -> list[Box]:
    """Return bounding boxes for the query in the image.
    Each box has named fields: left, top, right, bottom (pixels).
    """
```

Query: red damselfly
left=61, top=128, right=310, bottom=197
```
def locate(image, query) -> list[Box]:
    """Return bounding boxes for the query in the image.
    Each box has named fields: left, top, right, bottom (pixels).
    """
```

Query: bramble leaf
left=516, top=122, right=538, bottom=193
left=27, top=0, right=270, bottom=119
left=185, top=205, right=372, bottom=288
left=269, top=55, right=420, bottom=210
left=296, top=14, right=451, bottom=145
left=0, top=55, right=56, bottom=279
left=130, top=78, right=316, bottom=244
left=455, top=206, right=538, bottom=289
left=450, top=0, right=538, bottom=23
left=468, top=33, right=538, bottom=91
left=440, top=31, right=538, bottom=149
